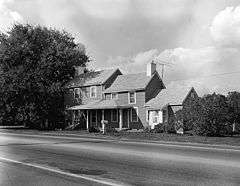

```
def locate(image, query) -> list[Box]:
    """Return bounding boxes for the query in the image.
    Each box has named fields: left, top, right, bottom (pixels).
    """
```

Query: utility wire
left=170, top=70, right=240, bottom=82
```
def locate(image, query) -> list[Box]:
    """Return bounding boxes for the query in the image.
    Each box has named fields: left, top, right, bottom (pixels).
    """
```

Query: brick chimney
left=147, top=61, right=156, bottom=77
left=74, top=66, right=86, bottom=76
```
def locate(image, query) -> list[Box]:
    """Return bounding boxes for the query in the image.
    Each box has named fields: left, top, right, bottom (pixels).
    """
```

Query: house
left=65, top=62, right=198, bottom=131
left=145, top=85, right=199, bottom=130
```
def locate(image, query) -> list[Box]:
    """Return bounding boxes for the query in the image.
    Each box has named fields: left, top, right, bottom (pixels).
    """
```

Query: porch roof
left=67, top=99, right=132, bottom=110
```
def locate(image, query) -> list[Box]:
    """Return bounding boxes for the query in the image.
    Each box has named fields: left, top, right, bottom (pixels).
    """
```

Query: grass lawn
left=104, top=131, right=240, bottom=146
left=39, top=130, right=240, bottom=146
left=1, top=127, right=240, bottom=146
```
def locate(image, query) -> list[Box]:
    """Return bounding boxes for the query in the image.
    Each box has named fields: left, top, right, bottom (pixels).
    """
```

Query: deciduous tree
left=0, top=24, right=89, bottom=128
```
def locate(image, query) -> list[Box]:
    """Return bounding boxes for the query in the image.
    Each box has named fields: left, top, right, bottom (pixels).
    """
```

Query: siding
left=117, top=91, right=147, bottom=129
left=64, top=70, right=121, bottom=108
left=64, top=85, right=103, bottom=107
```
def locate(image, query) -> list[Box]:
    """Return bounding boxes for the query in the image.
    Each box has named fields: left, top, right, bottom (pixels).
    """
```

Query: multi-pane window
left=129, top=92, right=136, bottom=104
left=105, top=93, right=111, bottom=100
left=74, top=88, right=81, bottom=99
left=131, top=107, right=138, bottom=122
left=153, top=111, right=159, bottom=123
left=90, top=86, right=97, bottom=98
left=111, top=93, right=118, bottom=99
left=111, top=109, right=118, bottom=122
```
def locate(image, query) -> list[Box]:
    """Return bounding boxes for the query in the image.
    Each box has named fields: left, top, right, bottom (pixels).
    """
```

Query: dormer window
left=111, top=93, right=118, bottom=99
left=74, top=88, right=81, bottom=99
left=129, top=92, right=136, bottom=104
left=90, top=86, right=97, bottom=98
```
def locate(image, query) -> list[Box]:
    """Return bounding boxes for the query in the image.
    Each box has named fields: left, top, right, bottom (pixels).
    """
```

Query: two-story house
left=65, top=62, right=198, bottom=131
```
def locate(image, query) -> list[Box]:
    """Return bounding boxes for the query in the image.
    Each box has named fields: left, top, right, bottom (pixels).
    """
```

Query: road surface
left=0, top=131, right=240, bottom=186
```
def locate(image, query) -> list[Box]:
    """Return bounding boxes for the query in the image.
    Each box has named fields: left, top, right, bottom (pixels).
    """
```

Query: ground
left=3, top=128, right=240, bottom=146
left=0, top=130, right=240, bottom=186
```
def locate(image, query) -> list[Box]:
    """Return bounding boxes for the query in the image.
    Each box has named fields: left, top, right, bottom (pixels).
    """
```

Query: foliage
left=178, top=93, right=232, bottom=136
left=0, top=24, right=89, bottom=128
left=227, top=92, right=240, bottom=123
left=193, top=93, right=232, bottom=136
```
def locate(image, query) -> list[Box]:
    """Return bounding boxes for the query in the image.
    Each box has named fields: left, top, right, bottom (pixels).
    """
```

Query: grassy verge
left=105, top=132, right=240, bottom=146
left=1, top=128, right=240, bottom=146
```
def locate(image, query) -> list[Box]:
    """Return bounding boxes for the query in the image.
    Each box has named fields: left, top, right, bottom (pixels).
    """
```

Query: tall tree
left=0, top=24, right=89, bottom=128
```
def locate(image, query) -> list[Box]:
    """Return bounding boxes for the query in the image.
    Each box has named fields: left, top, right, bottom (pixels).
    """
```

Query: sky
left=1, top=0, right=240, bottom=95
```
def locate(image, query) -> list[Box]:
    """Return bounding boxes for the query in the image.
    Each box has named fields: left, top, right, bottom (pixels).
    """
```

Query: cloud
left=105, top=49, right=159, bottom=73
left=136, top=0, right=191, bottom=21
left=210, top=6, right=240, bottom=47
left=0, top=0, right=23, bottom=32
left=77, top=0, right=130, bottom=19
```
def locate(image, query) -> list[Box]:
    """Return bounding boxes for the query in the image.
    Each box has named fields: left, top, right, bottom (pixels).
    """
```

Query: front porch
left=71, top=108, right=131, bottom=131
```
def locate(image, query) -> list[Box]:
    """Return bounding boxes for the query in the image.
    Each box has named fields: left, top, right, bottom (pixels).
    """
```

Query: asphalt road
left=0, top=131, right=240, bottom=186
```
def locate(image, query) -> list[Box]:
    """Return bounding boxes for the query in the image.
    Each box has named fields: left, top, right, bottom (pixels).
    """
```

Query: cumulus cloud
left=210, top=6, right=240, bottom=47
left=0, top=0, right=23, bottom=32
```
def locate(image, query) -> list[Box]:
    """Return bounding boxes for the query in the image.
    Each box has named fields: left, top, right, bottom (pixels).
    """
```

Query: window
left=153, top=111, right=159, bottom=123
left=111, top=109, right=118, bottom=122
left=131, top=107, right=138, bottom=122
left=105, top=93, right=111, bottom=100
left=111, top=93, right=118, bottom=99
left=91, top=110, right=97, bottom=123
left=90, top=86, right=97, bottom=98
left=74, top=88, right=81, bottom=99
left=191, top=92, right=195, bottom=98
left=129, top=92, right=136, bottom=104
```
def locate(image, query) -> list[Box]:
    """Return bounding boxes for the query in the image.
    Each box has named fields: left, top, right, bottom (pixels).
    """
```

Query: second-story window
left=74, top=88, right=81, bottom=99
left=111, top=93, right=118, bottom=99
left=129, top=92, right=136, bottom=104
left=90, top=86, right=97, bottom=98
left=105, top=93, right=111, bottom=100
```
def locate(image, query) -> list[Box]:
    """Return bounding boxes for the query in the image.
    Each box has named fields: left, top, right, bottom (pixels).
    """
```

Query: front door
left=149, top=110, right=163, bottom=129
left=122, top=109, right=129, bottom=128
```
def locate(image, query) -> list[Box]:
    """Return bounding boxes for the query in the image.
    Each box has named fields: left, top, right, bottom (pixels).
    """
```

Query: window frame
left=152, top=110, right=159, bottom=124
left=90, top=86, right=97, bottom=98
left=105, top=93, right=111, bottom=100
left=74, top=88, right=81, bottom=99
left=131, top=107, right=138, bottom=122
left=111, top=93, right=118, bottom=99
left=111, top=109, right=118, bottom=122
left=128, top=92, right=136, bottom=104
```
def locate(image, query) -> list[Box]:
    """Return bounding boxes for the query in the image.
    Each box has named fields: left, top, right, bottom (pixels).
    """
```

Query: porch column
left=86, top=110, right=89, bottom=131
left=119, top=109, right=123, bottom=130
left=102, top=110, right=104, bottom=129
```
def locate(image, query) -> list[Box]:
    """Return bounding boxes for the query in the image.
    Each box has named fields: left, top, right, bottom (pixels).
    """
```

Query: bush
left=192, top=93, right=232, bottom=136
left=88, top=126, right=100, bottom=133
left=151, top=124, right=165, bottom=133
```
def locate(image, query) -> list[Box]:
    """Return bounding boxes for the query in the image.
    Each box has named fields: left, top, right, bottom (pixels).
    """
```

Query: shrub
left=88, top=126, right=100, bottom=133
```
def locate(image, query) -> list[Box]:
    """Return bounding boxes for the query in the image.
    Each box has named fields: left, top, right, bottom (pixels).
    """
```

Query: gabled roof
left=65, top=68, right=120, bottom=88
left=104, top=72, right=159, bottom=93
left=146, top=85, right=196, bottom=110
